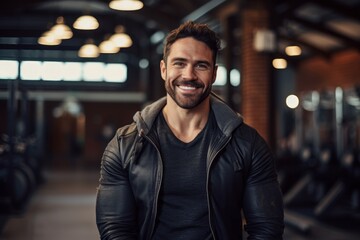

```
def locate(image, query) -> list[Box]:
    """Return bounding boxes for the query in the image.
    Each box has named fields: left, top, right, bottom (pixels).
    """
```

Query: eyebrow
left=171, top=57, right=187, bottom=63
left=171, top=57, right=212, bottom=66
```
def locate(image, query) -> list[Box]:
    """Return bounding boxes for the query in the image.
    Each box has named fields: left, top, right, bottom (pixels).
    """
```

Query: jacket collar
left=210, top=92, right=243, bottom=136
left=133, top=92, right=243, bottom=137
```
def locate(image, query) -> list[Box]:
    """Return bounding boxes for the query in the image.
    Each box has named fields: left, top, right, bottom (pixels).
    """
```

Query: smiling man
left=162, top=36, right=215, bottom=109
left=96, top=21, right=284, bottom=240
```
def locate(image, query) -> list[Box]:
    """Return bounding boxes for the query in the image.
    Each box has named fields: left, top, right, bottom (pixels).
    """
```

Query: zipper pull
left=138, top=129, right=145, bottom=138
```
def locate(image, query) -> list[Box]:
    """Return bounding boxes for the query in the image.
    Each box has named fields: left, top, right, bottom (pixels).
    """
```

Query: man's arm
left=96, top=134, right=138, bottom=240
left=242, top=133, right=284, bottom=240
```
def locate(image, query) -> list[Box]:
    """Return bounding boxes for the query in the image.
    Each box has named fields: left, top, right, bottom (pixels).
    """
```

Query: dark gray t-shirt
left=151, top=111, right=215, bottom=240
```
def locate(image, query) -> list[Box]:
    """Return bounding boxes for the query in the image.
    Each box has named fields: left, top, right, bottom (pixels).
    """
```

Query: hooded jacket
left=96, top=94, right=284, bottom=240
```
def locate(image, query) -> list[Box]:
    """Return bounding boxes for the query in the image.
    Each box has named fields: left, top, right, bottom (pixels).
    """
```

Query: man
left=96, top=21, right=284, bottom=239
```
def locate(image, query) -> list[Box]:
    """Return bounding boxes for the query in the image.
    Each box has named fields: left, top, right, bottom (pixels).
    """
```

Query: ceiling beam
left=278, top=33, right=331, bottom=59
left=310, top=0, right=360, bottom=22
left=182, top=0, right=227, bottom=22
left=288, top=15, right=360, bottom=51
left=274, top=0, right=305, bottom=16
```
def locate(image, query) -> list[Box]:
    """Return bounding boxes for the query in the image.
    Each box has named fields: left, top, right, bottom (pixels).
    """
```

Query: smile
left=178, top=85, right=197, bottom=90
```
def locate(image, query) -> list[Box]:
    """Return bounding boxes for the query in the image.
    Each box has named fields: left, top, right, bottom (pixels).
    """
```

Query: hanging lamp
left=50, top=16, right=73, bottom=39
left=73, top=15, right=99, bottom=30
left=38, top=33, right=62, bottom=46
left=109, top=0, right=144, bottom=11
left=78, top=39, right=100, bottom=58
left=99, top=39, right=120, bottom=54
left=285, top=45, right=302, bottom=56
left=109, top=25, right=133, bottom=48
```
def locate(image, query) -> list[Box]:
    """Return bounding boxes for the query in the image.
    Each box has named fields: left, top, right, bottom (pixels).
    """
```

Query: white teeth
left=179, top=85, right=196, bottom=90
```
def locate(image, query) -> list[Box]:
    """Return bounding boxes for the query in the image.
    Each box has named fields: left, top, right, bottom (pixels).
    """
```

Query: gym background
left=0, top=0, right=359, bottom=239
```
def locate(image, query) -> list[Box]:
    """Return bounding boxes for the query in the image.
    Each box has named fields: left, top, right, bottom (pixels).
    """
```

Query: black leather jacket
left=96, top=94, right=284, bottom=240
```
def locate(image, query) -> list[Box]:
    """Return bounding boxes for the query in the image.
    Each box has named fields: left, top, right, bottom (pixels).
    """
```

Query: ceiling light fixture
left=38, top=34, right=62, bottom=46
left=109, top=0, right=144, bottom=11
left=50, top=16, right=73, bottom=40
left=73, top=15, right=99, bottom=30
left=272, top=58, right=287, bottom=69
left=285, top=45, right=302, bottom=56
left=109, top=25, right=133, bottom=48
left=78, top=39, right=100, bottom=58
left=99, top=40, right=120, bottom=54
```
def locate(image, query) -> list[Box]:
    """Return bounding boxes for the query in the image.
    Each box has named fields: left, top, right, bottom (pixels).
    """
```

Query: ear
left=160, top=60, right=166, bottom=81
left=212, top=65, right=218, bottom=84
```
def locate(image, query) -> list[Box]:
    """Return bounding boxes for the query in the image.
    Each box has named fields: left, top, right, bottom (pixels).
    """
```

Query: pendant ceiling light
left=285, top=45, right=302, bottom=56
left=272, top=58, right=287, bottom=69
left=38, top=16, right=72, bottom=45
left=109, top=0, right=144, bottom=11
left=73, top=15, right=99, bottom=30
left=99, top=40, right=120, bottom=54
left=50, top=16, right=73, bottom=39
left=78, top=39, right=100, bottom=58
left=109, top=25, right=133, bottom=48
left=38, top=33, right=62, bottom=46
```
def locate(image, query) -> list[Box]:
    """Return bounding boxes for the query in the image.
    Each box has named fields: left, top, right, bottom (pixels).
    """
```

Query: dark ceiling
left=273, top=0, right=360, bottom=59
left=0, top=0, right=359, bottom=63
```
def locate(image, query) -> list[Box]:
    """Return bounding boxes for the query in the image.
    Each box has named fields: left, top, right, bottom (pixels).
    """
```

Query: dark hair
left=163, top=21, right=221, bottom=65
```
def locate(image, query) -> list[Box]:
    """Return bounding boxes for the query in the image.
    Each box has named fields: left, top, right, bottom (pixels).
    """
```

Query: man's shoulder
left=116, top=122, right=138, bottom=138
left=233, top=121, right=261, bottom=142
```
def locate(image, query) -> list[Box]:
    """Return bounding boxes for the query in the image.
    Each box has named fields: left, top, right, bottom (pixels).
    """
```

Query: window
left=83, top=62, right=105, bottom=81
left=42, top=61, right=64, bottom=81
left=0, top=60, right=128, bottom=82
left=63, top=62, right=82, bottom=81
left=230, top=69, right=241, bottom=87
left=214, top=65, right=226, bottom=86
left=104, top=63, right=127, bottom=82
left=21, top=61, right=42, bottom=80
left=0, top=60, right=18, bottom=80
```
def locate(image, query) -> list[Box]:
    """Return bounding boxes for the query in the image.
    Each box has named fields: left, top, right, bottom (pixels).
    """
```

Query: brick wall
left=296, top=50, right=360, bottom=93
left=241, top=8, right=272, bottom=143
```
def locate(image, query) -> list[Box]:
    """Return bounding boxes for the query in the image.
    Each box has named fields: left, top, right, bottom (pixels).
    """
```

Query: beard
left=165, top=78, right=212, bottom=109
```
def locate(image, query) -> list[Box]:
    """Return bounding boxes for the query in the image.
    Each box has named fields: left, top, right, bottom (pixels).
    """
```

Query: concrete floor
left=0, top=169, right=359, bottom=240
left=0, top=170, right=99, bottom=240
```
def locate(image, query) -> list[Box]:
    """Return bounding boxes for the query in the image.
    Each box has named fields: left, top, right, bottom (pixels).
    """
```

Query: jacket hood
left=133, top=92, right=243, bottom=137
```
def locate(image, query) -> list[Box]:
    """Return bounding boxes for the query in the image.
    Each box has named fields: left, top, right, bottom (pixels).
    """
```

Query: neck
left=162, top=96, right=210, bottom=143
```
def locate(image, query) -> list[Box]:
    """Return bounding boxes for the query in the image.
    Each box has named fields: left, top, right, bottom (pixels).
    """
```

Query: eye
left=173, top=61, right=185, bottom=67
left=196, top=63, right=210, bottom=70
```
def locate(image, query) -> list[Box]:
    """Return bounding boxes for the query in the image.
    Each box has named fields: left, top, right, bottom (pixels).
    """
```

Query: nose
left=182, top=65, right=197, bottom=80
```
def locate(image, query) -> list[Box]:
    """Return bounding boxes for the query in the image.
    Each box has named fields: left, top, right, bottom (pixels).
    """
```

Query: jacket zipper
left=206, top=136, right=232, bottom=240
left=141, top=129, right=232, bottom=240
left=142, top=133, right=163, bottom=240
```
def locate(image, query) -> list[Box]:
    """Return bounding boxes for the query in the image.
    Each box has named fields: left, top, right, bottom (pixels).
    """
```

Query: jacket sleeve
left=242, top=132, right=284, bottom=240
left=96, top=131, right=138, bottom=240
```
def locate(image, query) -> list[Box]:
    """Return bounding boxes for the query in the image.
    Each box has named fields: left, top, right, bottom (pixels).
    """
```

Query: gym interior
left=0, top=0, right=359, bottom=239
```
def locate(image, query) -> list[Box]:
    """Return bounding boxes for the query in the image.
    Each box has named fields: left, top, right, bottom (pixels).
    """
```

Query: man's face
left=160, top=37, right=217, bottom=109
